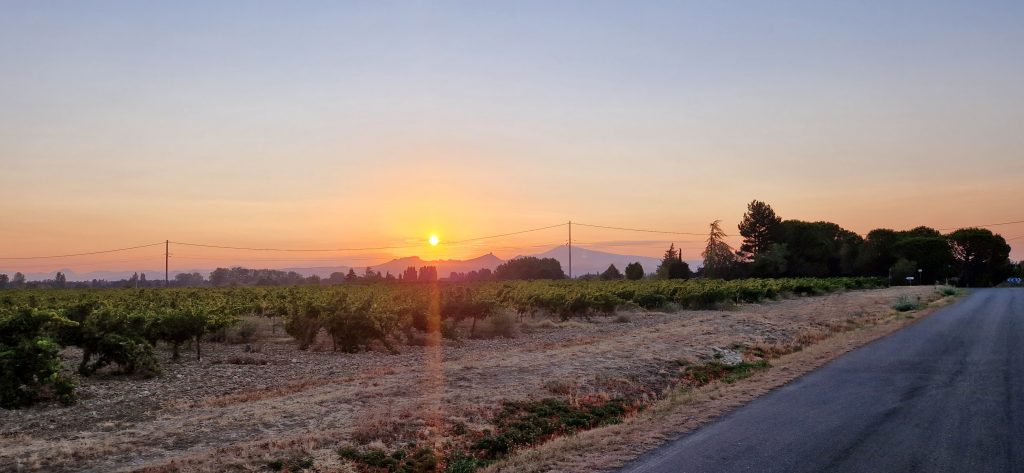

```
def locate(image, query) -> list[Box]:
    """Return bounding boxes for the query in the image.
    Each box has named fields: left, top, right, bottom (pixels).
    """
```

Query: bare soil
left=0, top=286, right=942, bottom=472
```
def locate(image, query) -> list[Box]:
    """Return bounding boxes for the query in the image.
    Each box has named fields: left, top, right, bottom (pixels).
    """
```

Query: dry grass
left=483, top=288, right=959, bottom=473
left=0, top=286, right=950, bottom=472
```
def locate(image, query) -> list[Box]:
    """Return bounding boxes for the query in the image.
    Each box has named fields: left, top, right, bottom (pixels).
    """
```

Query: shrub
left=483, top=312, right=517, bottom=338
left=474, top=398, right=628, bottom=459
left=0, top=307, right=78, bottom=408
left=266, top=455, right=314, bottom=472
left=64, top=305, right=160, bottom=376
left=230, top=320, right=260, bottom=343
left=339, top=445, right=437, bottom=473
left=892, top=295, right=921, bottom=312
left=684, top=360, right=771, bottom=385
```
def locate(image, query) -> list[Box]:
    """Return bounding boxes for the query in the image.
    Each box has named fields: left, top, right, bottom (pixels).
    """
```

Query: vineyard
left=1, top=277, right=883, bottom=409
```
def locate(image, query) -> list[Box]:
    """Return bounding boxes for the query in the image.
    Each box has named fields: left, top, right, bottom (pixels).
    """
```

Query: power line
left=935, top=219, right=1024, bottom=231
left=0, top=242, right=165, bottom=260
left=445, top=223, right=568, bottom=244
left=170, top=241, right=424, bottom=252
left=573, top=222, right=724, bottom=237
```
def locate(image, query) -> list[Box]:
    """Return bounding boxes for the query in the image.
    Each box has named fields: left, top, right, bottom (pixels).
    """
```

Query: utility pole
left=165, top=240, right=169, bottom=287
left=568, top=220, right=572, bottom=280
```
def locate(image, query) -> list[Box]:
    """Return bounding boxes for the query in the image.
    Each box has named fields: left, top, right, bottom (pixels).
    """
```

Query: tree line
left=640, top=200, right=1015, bottom=287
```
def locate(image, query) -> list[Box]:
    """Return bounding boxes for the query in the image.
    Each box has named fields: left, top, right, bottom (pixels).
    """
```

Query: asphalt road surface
left=621, top=288, right=1024, bottom=473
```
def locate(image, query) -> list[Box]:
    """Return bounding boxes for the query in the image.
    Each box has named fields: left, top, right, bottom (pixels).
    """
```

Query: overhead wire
left=0, top=242, right=165, bottom=260
left=935, top=219, right=1024, bottom=231
left=573, top=222, right=718, bottom=236
left=444, top=223, right=568, bottom=244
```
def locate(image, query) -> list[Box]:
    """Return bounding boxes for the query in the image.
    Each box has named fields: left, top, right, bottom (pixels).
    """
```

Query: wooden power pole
left=568, top=220, right=572, bottom=279
left=165, top=240, right=169, bottom=287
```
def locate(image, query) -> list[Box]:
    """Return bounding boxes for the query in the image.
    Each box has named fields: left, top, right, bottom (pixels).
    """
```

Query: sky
left=1, top=0, right=1022, bottom=274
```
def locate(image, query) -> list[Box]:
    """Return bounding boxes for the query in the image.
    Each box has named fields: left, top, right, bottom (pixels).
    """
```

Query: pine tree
left=737, top=200, right=782, bottom=260
left=600, top=264, right=623, bottom=280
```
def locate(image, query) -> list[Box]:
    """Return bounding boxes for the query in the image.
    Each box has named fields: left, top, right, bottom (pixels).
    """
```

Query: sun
left=428, top=234, right=440, bottom=246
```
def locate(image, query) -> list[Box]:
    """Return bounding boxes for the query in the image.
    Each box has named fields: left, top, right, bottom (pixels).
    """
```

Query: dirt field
left=0, top=286, right=945, bottom=472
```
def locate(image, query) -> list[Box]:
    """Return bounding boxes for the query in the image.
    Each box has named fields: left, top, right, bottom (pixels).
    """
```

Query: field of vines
left=0, top=277, right=883, bottom=408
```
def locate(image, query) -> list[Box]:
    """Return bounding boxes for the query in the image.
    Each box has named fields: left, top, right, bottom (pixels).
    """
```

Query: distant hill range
left=4, top=246, right=663, bottom=282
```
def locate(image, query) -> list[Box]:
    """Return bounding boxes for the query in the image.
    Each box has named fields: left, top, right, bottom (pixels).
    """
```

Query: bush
left=473, top=398, right=628, bottom=459
left=266, top=455, right=314, bottom=472
left=0, top=307, right=77, bottom=408
left=339, top=445, right=438, bottom=473
left=892, top=295, right=921, bottom=312
left=483, top=312, right=517, bottom=338
left=64, top=305, right=160, bottom=376
left=684, top=360, right=771, bottom=385
left=230, top=319, right=260, bottom=344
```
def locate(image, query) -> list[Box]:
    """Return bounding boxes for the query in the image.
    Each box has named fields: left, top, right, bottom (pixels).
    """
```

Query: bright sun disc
left=429, top=235, right=439, bottom=246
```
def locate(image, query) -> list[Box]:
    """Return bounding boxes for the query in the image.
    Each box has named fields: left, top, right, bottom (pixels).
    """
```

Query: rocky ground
left=0, top=286, right=940, bottom=472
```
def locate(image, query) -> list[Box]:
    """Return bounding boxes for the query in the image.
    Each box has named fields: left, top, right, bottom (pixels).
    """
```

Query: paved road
left=622, top=288, right=1024, bottom=473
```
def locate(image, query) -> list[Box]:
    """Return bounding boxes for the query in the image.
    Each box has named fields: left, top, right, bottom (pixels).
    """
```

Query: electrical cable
left=0, top=242, right=165, bottom=260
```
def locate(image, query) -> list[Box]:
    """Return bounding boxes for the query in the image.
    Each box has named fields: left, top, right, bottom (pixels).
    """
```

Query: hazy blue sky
left=1, top=1, right=1022, bottom=270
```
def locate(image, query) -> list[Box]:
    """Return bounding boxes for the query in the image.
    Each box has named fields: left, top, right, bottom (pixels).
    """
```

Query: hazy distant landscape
left=2, top=2, right=1023, bottom=472
left=0, top=246, right=665, bottom=283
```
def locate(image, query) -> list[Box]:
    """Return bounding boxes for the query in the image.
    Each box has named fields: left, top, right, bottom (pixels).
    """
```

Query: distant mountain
left=523, top=246, right=662, bottom=276
left=360, top=253, right=505, bottom=278
left=2, top=246, right=665, bottom=282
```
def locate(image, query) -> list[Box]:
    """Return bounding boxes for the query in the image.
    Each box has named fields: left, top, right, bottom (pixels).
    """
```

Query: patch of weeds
left=937, top=286, right=959, bottom=297
left=266, top=455, right=314, bottom=472
left=473, top=398, right=629, bottom=459
left=543, top=378, right=579, bottom=395
left=444, top=451, right=490, bottom=473
left=339, top=445, right=437, bottom=473
left=684, top=360, right=771, bottom=386
left=746, top=344, right=800, bottom=360
left=613, top=313, right=632, bottom=323
left=892, top=295, right=922, bottom=312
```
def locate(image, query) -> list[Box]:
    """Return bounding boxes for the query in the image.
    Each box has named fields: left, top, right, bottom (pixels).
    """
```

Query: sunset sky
left=1, top=1, right=1022, bottom=274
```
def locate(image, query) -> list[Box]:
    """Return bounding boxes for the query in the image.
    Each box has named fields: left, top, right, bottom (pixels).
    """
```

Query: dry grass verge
left=484, top=289, right=961, bottom=472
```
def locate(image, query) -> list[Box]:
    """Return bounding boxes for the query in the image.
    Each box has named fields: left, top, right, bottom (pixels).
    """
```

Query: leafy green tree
left=12, top=272, right=26, bottom=288
left=775, top=220, right=862, bottom=277
left=0, top=274, right=8, bottom=289
left=494, top=257, right=566, bottom=280
left=701, top=220, right=738, bottom=279
left=0, top=307, right=77, bottom=408
left=737, top=200, right=782, bottom=260
left=656, top=244, right=691, bottom=279
left=345, top=268, right=358, bottom=282
left=947, top=228, right=1012, bottom=287
left=600, top=264, right=623, bottom=280
left=890, top=258, right=918, bottom=284
left=750, top=243, right=789, bottom=278
left=891, top=236, right=952, bottom=284
left=54, top=272, right=67, bottom=289
left=624, top=262, right=644, bottom=280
